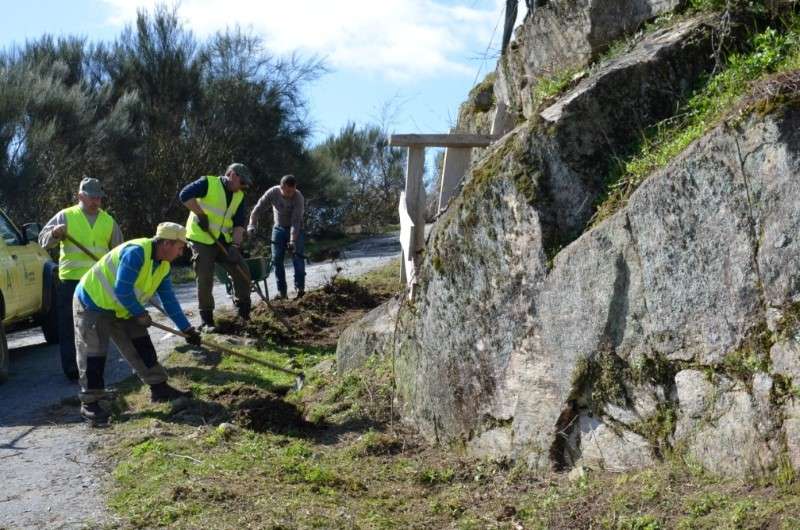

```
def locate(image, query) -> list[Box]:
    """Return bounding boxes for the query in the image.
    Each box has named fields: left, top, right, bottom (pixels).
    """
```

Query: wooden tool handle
left=149, top=320, right=303, bottom=378
left=64, top=233, right=100, bottom=261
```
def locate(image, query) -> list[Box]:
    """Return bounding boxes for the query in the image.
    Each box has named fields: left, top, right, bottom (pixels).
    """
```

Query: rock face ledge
left=383, top=107, right=800, bottom=478
left=497, top=0, right=682, bottom=121
left=338, top=2, right=800, bottom=478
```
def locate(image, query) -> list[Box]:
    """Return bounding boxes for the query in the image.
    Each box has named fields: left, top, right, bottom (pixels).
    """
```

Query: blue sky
left=0, top=0, right=523, bottom=146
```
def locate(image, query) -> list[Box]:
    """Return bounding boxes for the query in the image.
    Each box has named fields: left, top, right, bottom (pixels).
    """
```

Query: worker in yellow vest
left=73, top=222, right=201, bottom=425
left=39, top=177, right=124, bottom=380
left=180, top=163, right=252, bottom=332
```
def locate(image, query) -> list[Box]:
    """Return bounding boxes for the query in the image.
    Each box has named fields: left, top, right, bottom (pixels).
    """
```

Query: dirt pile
left=219, top=277, right=394, bottom=348
left=211, top=385, right=309, bottom=433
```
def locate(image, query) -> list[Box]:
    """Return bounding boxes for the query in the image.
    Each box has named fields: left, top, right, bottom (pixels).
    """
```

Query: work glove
left=183, top=326, right=202, bottom=347
left=52, top=224, right=67, bottom=240
left=287, top=241, right=295, bottom=253
left=246, top=225, right=257, bottom=240
left=134, top=311, right=153, bottom=328
left=196, top=212, right=211, bottom=232
left=226, top=244, right=242, bottom=264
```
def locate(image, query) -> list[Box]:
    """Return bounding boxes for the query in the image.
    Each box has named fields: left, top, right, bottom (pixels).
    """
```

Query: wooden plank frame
left=394, top=133, right=497, bottom=298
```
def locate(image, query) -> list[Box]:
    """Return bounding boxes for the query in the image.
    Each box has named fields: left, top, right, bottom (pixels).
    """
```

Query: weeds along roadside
left=98, top=257, right=800, bottom=528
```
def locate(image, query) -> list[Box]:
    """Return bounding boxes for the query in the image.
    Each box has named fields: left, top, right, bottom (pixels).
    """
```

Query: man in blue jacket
left=74, top=222, right=201, bottom=425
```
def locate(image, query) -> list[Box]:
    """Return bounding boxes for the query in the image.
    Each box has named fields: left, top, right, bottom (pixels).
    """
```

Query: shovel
left=150, top=320, right=305, bottom=390
left=65, top=232, right=305, bottom=391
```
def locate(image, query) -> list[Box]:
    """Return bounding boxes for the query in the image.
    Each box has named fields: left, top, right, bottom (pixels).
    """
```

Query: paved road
left=0, top=233, right=399, bottom=529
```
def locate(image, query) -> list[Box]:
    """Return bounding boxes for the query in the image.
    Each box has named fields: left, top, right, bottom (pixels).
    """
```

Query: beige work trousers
left=73, top=296, right=167, bottom=403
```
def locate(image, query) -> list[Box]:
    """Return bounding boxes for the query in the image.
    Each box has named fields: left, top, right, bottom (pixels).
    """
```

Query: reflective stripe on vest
left=79, top=238, right=171, bottom=319
left=185, top=176, right=244, bottom=244
left=59, top=206, right=115, bottom=280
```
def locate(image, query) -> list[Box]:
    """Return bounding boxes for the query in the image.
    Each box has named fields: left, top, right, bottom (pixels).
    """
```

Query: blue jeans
left=272, top=226, right=305, bottom=294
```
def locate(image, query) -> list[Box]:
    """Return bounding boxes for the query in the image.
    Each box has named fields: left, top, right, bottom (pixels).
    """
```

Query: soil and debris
left=215, top=275, right=395, bottom=348
left=209, top=384, right=309, bottom=433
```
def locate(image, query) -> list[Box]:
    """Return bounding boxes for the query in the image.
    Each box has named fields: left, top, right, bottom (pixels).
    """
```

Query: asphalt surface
left=0, top=233, right=400, bottom=529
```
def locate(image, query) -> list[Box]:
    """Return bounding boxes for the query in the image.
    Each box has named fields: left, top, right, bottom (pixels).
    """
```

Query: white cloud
left=100, top=0, right=511, bottom=81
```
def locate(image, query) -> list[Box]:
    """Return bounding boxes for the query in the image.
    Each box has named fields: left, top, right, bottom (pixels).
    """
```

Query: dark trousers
left=272, top=226, right=305, bottom=295
left=58, top=279, right=79, bottom=375
left=190, top=241, right=251, bottom=312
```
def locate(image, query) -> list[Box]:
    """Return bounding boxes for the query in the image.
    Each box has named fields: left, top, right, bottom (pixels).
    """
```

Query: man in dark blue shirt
left=178, top=179, right=248, bottom=229
left=179, top=164, right=252, bottom=331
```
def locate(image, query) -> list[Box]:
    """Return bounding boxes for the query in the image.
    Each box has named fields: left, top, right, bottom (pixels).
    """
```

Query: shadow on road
left=0, top=336, right=132, bottom=429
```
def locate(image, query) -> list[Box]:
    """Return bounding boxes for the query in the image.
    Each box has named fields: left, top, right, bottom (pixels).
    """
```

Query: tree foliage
left=312, top=122, right=406, bottom=232
left=0, top=5, right=326, bottom=237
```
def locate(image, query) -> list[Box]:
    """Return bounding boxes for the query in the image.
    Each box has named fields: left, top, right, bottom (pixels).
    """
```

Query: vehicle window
left=0, top=212, right=21, bottom=246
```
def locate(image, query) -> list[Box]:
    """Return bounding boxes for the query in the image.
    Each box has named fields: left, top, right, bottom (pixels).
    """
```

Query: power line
left=471, top=5, right=504, bottom=88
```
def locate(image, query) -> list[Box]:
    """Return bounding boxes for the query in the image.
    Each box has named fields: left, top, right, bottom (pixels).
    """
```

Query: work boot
left=150, top=382, right=192, bottom=403
left=237, top=303, right=251, bottom=322
left=80, top=401, right=110, bottom=425
left=199, top=309, right=217, bottom=333
left=294, top=289, right=305, bottom=300
left=274, top=291, right=287, bottom=301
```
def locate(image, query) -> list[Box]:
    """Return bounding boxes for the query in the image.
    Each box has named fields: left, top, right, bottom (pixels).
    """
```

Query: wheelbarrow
left=214, top=255, right=273, bottom=301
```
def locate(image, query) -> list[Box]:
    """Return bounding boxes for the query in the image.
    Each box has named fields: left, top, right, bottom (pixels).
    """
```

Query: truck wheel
left=41, top=282, right=59, bottom=345
left=0, top=321, right=9, bottom=383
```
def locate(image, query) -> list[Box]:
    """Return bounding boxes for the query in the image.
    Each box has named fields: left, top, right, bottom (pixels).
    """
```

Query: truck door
left=16, top=238, right=43, bottom=315
left=0, top=216, right=23, bottom=321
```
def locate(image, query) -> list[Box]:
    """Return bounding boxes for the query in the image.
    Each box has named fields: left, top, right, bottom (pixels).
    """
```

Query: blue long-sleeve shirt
left=179, top=176, right=246, bottom=228
left=77, top=243, right=191, bottom=331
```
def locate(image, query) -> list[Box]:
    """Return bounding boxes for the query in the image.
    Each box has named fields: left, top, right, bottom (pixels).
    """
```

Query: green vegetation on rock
left=592, top=15, right=800, bottom=225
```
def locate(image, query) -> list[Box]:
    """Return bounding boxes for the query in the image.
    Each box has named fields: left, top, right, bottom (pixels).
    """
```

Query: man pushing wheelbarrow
left=247, top=174, right=306, bottom=300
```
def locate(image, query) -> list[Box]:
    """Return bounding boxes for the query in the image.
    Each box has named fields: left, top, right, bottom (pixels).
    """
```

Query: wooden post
left=390, top=134, right=495, bottom=148
left=438, top=147, right=471, bottom=212
left=390, top=133, right=496, bottom=297
left=399, top=146, right=425, bottom=297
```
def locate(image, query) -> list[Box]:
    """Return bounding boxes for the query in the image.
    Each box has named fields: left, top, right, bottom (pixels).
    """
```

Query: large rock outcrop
left=338, top=3, right=800, bottom=478
left=389, top=103, right=800, bottom=478
left=457, top=0, right=684, bottom=133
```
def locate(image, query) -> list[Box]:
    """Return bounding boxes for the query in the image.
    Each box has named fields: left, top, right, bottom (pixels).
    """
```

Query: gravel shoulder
left=0, top=233, right=399, bottom=529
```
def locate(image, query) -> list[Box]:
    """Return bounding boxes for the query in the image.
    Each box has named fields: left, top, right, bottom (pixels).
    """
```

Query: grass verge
left=98, top=259, right=800, bottom=528
left=247, top=227, right=399, bottom=264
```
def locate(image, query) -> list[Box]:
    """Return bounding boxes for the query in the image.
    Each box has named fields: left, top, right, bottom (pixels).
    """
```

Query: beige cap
left=155, top=222, right=187, bottom=242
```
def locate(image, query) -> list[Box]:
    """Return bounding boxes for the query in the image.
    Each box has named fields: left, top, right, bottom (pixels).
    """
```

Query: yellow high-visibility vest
left=79, top=238, right=170, bottom=318
left=185, top=176, right=243, bottom=244
left=59, top=205, right=115, bottom=280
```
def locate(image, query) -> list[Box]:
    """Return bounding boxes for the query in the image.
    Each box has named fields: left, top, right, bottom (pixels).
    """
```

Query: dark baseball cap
left=79, top=177, right=105, bottom=198
left=227, top=163, right=253, bottom=186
